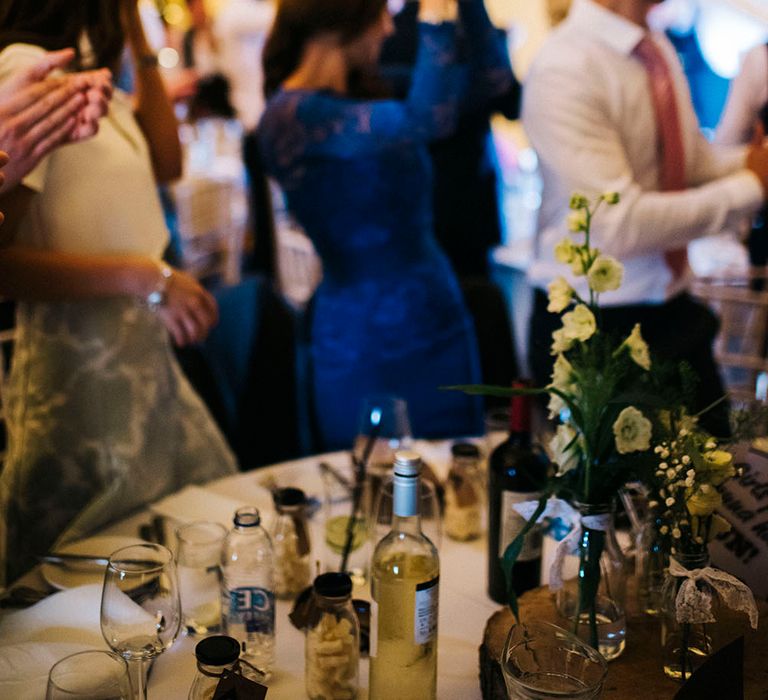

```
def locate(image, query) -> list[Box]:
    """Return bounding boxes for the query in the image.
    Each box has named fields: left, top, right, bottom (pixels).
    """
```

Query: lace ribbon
left=668, top=557, right=759, bottom=629
left=548, top=512, right=611, bottom=591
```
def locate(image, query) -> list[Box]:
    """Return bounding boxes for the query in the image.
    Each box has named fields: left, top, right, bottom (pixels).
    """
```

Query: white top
left=522, top=0, right=764, bottom=305
left=214, top=0, right=275, bottom=130
left=0, top=43, right=169, bottom=258
left=717, top=43, right=768, bottom=147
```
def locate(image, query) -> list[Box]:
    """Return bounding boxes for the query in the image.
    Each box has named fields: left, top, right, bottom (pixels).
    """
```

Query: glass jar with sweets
left=305, top=572, right=360, bottom=700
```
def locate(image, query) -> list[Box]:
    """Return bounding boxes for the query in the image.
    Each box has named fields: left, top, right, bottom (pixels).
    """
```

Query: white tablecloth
left=100, top=440, right=498, bottom=699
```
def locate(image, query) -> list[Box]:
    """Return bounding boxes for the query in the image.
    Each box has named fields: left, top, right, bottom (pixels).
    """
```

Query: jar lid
left=275, top=487, right=306, bottom=509
left=313, top=572, right=352, bottom=598
left=194, top=635, right=241, bottom=666
left=233, top=506, right=260, bottom=527
left=451, top=442, right=480, bottom=458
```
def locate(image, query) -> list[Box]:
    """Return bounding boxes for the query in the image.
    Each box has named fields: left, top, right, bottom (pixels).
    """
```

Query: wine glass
left=47, top=650, right=132, bottom=699
left=353, top=395, right=412, bottom=516
left=100, top=544, right=181, bottom=700
left=371, top=474, right=443, bottom=550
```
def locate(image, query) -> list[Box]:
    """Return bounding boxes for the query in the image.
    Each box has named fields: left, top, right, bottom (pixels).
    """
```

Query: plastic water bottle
left=221, top=506, right=276, bottom=679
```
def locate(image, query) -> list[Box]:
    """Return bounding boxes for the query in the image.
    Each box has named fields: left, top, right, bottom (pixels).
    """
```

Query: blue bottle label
left=228, top=587, right=275, bottom=634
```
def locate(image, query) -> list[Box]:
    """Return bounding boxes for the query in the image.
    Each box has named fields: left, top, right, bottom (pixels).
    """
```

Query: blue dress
left=258, top=4, right=512, bottom=450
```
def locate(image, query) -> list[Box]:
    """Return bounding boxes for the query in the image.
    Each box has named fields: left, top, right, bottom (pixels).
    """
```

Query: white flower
left=612, top=406, right=653, bottom=454
left=554, top=238, right=578, bottom=264
left=682, top=455, right=691, bottom=465
left=601, top=191, right=620, bottom=204
left=665, top=497, right=675, bottom=507
left=549, top=423, right=581, bottom=476
left=550, top=328, right=574, bottom=355
left=672, top=528, right=681, bottom=539
left=547, top=277, right=574, bottom=313
left=567, top=209, right=588, bottom=233
left=660, top=525, right=669, bottom=535
left=561, top=304, right=597, bottom=343
left=622, top=323, right=651, bottom=371
left=586, top=255, right=624, bottom=293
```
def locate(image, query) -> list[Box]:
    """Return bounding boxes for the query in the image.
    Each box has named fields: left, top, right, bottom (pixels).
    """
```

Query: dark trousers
left=528, top=290, right=731, bottom=437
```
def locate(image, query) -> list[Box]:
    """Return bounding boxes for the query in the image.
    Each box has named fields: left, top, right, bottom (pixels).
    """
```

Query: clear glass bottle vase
left=635, top=515, right=668, bottom=616
left=555, top=502, right=627, bottom=661
left=661, top=549, right=718, bottom=681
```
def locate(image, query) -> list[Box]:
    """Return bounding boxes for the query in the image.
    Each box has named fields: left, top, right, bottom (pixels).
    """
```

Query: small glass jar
left=188, top=635, right=266, bottom=700
left=272, top=487, right=311, bottom=599
left=444, top=442, right=484, bottom=542
left=660, top=549, right=718, bottom=681
left=305, top=572, right=360, bottom=700
left=635, top=515, right=667, bottom=617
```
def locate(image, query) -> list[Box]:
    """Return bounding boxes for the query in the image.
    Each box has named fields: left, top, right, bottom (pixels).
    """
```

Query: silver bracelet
left=146, top=262, right=173, bottom=310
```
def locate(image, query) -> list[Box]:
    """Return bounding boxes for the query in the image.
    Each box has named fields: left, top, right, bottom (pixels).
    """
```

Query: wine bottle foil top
left=393, top=450, right=422, bottom=477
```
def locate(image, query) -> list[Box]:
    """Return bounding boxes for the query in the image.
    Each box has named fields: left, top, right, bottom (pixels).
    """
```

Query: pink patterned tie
left=633, top=35, right=688, bottom=279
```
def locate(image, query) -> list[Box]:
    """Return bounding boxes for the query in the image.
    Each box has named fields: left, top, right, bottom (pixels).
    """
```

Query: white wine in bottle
left=369, top=450, right=439, bottom=700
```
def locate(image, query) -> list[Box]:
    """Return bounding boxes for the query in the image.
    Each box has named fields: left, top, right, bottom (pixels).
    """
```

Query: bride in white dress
left=0, top=0, right=237, bottom=584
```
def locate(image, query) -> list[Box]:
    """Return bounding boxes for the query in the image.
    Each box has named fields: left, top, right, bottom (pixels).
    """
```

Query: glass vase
left=635, top=516, right=667, bottom=616
left=660, top=549, right=718, bottom=681
left=555, top=502, right=627, bottom=661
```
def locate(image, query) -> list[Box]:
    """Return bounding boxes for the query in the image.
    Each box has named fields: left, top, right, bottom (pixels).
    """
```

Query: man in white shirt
left=522, top=0, right=768, bottom=434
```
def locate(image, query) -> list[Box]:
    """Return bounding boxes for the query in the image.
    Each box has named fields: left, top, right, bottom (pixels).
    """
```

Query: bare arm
left=121, top=0, right=182, bottom=183
left=0, top=186, right=217, bottom=346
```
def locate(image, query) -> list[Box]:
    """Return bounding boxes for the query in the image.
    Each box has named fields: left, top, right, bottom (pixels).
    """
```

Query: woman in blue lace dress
left=257, top=0, right=513, bottom=450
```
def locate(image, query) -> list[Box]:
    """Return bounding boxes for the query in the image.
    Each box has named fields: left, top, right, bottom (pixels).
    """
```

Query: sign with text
left=710, top=443, right=768, bottom=600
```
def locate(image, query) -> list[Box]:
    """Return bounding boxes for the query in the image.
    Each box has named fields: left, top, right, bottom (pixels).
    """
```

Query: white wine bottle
left=369, top=450, right=439, bottom=699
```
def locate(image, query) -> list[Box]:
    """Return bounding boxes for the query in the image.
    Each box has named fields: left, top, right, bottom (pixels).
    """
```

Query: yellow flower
left=586, top=255, right=624, bottom=293
left=554, top=238, right=578, bottom=264
left=686, top=484, right=722, bottom=517
left=622, top=323, right=651, bottom=371
left=701, top=450, right=735, bottom=485
left=601, top=191, right=620, bottom=204
left=613, top=406, right=652, bottom=454
left=547, top=277, right=574, bottom=313
left=569, top=193, right=589, bottom=210
left=708, top=514, right=732, bottom=541
left=567, top=209, right=588, bottom=233
left=550, top=423, right=580, bottom=476
left=548, top=353, right=575, bottom=418
left=561, top=304, right=596, bottom=343
left=550, top=328, right=573, bottom=355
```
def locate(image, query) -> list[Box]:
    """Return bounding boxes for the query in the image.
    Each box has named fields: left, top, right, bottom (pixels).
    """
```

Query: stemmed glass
left=100, top=543, right=181, bottom=700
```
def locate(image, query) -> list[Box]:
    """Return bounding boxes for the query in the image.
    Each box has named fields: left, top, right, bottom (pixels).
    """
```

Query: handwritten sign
left=710, top=443, right=768, bottom=600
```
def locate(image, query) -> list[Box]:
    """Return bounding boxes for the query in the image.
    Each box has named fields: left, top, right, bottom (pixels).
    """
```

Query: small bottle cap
left=194, top=635, right=241, bottom=666
left=274, top=487, right=306, bottom=509
left=451, top=442, right=480, bottom=459
left=393, top=450, right=422, bottom=478
left=233, top=506, right=260, bottom=527
left=313, top=572, right=353, bottom=598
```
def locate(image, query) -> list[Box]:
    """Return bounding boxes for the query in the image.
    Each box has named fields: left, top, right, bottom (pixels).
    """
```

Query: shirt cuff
left=723, top=169, right=764, bottom=216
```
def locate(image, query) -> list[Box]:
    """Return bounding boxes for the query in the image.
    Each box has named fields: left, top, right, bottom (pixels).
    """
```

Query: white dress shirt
left=214, top=0, right=275, bottom=130
left=522, top=0, right=764, bottom=305
left=717, top=43, right=768, bottom=147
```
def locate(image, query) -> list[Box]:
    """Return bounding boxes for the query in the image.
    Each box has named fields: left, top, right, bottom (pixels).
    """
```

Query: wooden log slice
left=479, top=586, right=768, bottom=700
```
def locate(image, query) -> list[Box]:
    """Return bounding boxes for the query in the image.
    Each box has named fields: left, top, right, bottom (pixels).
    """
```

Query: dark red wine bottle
left=487, top=390, right=549, bottom=604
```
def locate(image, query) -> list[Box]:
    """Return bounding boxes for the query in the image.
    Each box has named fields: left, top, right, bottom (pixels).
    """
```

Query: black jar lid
left=275, top=487, right=306, bottom=509
left=451, top=442, right=480, bottom=458
left=194, top=635, right=241, bottom=666
left=313, top=572, right=352, bottom=598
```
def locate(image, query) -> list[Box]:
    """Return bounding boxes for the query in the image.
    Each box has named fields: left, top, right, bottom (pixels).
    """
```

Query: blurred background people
left=0, top=0, right=237, bottom=584
left=214, top=0, right=274, bottom=130
left=523, top=0, right=768, bottom=436
left=257, top=0, right=520, bottom=450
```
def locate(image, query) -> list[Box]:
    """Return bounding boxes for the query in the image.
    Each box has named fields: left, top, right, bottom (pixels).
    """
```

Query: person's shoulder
left=740, top=42, right=768, bottom=80
left=216, top=0, right=275, bottom=34
left=526, top=23, right=597, bottom=81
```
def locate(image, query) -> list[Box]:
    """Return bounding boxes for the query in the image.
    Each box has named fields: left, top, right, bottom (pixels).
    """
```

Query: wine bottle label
left=414, top=576, right=439, bottom=645
left=228, top=586, right=275, bottom=634
left=369, top=598, right=379, bottom=658
left=500, top=491, right=542, bottom=561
